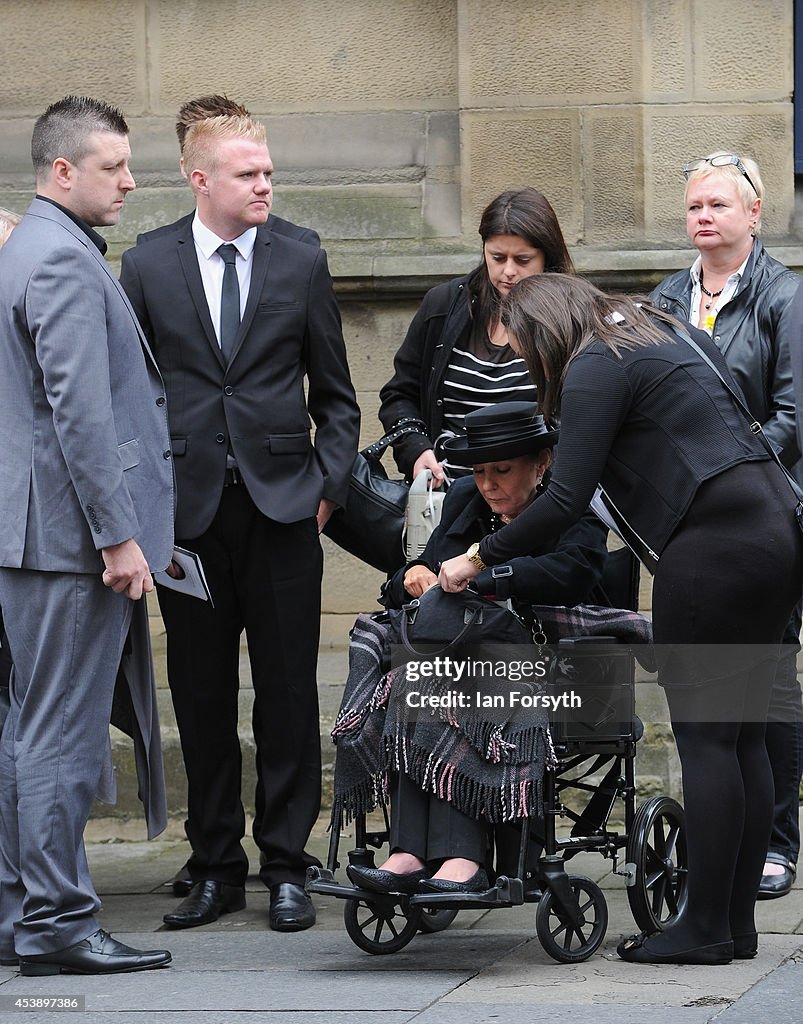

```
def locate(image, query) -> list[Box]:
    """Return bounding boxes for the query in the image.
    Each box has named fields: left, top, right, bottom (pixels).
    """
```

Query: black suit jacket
left=137, top=211, right=321, bottom=248
left=120, top=220, right=359, bottom=538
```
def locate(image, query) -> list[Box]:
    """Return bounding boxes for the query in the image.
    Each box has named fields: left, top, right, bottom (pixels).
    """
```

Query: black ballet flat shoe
left=732, top=932, right=758, bottom=960
left=346, top=864, right=430, bottom=894
left=418, top=867, right=489, bottom=894
left=617, top=931, right=733, bottom=965
left=757, top=854, right=795, bottom=900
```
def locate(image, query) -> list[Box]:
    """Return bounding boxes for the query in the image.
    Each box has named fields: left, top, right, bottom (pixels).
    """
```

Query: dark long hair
left=467, top=188, right=573, bottom=343
left=502, top=275, right=678, bottom=420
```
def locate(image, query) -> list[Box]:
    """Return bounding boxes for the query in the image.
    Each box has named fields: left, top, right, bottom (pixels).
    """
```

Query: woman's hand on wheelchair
left=403, top=564, right=438, bottom=597
left=438, top=554, right=479, bottom=592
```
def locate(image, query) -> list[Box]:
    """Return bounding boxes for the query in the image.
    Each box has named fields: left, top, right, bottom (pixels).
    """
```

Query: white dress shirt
left=192, top=214, right=257, bottom=348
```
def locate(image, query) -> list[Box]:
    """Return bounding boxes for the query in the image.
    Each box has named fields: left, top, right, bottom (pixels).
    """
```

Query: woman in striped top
left=379, top=187, right=573, bottom=482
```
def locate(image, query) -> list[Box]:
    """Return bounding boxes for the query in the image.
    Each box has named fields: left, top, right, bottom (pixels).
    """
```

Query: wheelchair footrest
left=409, top=875, right=525, bottom=910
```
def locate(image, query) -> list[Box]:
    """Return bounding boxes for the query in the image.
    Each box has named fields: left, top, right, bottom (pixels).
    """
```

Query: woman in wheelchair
left=346, top=401, right=609, bottom=896
left=440, top=275, right=803, bottom=965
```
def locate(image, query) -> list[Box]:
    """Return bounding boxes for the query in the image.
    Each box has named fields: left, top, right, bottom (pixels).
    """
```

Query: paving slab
left=439, top=933, right=803, bottom=1007
left=411, top=1006, right=715, bottom=1024
left=715, top=961, right=803, bottom=1022
left=0, top=1017, right=415, bottom=1024
left=2, top=811, right=801, bottom=1022
left=0, top=967, right=468, bottom=1013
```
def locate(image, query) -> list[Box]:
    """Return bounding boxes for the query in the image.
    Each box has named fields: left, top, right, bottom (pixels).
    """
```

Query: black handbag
left=323, top=419, right=426, bottom=574
left=387, top=585, right=531, bottom=658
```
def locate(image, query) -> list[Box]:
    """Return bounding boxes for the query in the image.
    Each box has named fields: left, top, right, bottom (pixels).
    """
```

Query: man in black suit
left=139, top=96, right=321, bottom=902
left=120, top=112, right=359, bottom=932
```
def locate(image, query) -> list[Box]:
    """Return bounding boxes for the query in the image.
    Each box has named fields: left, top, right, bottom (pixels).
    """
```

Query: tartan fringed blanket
left=529, top=603, right=652, bottom=645
left=331, top=613, right=552, bottom=826
left=331, top=604, right=654, bottom=827
left=530, top=603, right=655, bottom=671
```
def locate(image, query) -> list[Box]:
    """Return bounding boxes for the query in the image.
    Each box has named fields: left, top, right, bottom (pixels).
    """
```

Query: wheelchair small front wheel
left=417, top=907, right=459, bottom=934
left=626, top=796, right=688, bottom=933
left=343, top=898, right=421, bottom=954
left=536, top=875, right=608, bottom=963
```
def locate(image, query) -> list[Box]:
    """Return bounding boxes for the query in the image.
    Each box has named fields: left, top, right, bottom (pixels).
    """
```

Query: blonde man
left=120, top=114, right=359, bottom=933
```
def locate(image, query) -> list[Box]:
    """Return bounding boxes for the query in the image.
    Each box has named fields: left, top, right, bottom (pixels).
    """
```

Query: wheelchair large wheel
left=418, top=907, right=459, bottom=934
left=343, top=898, right=421, bottom=955
left=626, top=796, right=688, bottom=933
left=535, top=875, right=608, bottom=963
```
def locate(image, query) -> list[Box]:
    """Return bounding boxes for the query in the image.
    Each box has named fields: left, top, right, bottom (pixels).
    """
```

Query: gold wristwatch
left=465, top=542, right=486, bottom=571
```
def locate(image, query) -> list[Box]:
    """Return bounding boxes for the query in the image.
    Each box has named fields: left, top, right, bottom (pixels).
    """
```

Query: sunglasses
left=682, top=154, right=759, bottom=197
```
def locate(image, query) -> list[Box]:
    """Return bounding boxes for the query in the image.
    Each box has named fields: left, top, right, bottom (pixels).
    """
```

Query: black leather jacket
left=378, top=276, right=473, bottom=478
left=650, top=241, right=802, bottom=475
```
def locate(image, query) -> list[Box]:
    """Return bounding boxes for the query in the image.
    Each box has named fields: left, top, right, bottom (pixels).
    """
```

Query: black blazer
left=136, top=211, right=321, bottom=249
left=382, top=475, right=608, bottom=610
left=120, top=220, right=359, bottom=538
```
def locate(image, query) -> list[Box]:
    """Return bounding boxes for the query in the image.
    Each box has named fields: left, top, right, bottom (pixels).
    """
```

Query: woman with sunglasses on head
left=438, top=273, right=803, bottom=965
left=651, top=152, right=803, bottom=904
left=378, top=187, right=573, bottom=486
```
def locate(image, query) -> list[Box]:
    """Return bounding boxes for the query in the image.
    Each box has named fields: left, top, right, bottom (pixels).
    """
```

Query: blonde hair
left=684, top=151, right=764, bottom=233
left=183, top=115, right=267, bottom=184
left=0, top=206, right=21, bottom=245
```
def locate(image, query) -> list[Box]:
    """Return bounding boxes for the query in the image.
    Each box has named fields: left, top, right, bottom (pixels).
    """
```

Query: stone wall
left=5, top=0, right=797, bottom=817
left=1, top=0, right=801, bottom=622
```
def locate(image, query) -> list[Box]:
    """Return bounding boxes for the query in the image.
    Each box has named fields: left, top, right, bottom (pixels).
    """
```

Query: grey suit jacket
left=0, top=198, right=174, bottom=573
left=0, top=197, right=175, bottom=836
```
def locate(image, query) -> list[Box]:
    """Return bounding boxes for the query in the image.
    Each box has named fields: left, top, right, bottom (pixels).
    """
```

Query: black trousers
left=389, top=773, right=487, bottom=863
left=766, top=598, right=803, bottom=865
left=157, top=483, right=323, bottom=888
left=652, top=460, right=803, bottom=941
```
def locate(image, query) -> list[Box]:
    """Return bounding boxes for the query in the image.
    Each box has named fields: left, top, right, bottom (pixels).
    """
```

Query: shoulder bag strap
left=673, top=326, right=803, bottom=504
left=361, top=418, right=429, bottom=460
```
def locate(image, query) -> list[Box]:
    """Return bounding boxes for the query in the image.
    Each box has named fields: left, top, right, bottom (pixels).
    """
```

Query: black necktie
left=217, top=243, right=240, bottom=363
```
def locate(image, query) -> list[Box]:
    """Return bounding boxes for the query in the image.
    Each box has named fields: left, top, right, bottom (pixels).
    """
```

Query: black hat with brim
left=442, top=401, right=559, bottom=466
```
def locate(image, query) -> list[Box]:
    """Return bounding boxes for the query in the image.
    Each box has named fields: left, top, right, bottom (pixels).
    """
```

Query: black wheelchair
left=307, top=551, right=688, bottom=963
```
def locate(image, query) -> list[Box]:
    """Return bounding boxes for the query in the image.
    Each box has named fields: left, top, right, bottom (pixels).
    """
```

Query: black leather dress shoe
left=162, top=880, right=245, bottom=929
left=269, top=883, right=316, bottom=932
left=20, top=929, right=171, bottom=976
left=346, top=864, right=430, bottom=894
left=168, top=864, right=193, bottom=898
left=757, top=853, right=796, bottom=900
left=419, top=867, right=489, bottom=894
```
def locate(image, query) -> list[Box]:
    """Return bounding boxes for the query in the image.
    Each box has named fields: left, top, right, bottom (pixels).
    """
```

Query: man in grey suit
left=0, top=95, right=174, bottom=976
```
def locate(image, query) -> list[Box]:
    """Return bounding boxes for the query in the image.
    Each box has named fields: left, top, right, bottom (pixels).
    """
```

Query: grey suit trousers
left=0, top=568, right=133, bottom=956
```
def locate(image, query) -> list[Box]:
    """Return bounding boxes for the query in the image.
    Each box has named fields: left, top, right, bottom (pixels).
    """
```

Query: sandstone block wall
left=0, top=0, right=800, bottom=621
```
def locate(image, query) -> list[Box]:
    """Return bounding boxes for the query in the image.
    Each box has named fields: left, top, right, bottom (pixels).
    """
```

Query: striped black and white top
left=435, top=335, right=537, bottom=476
